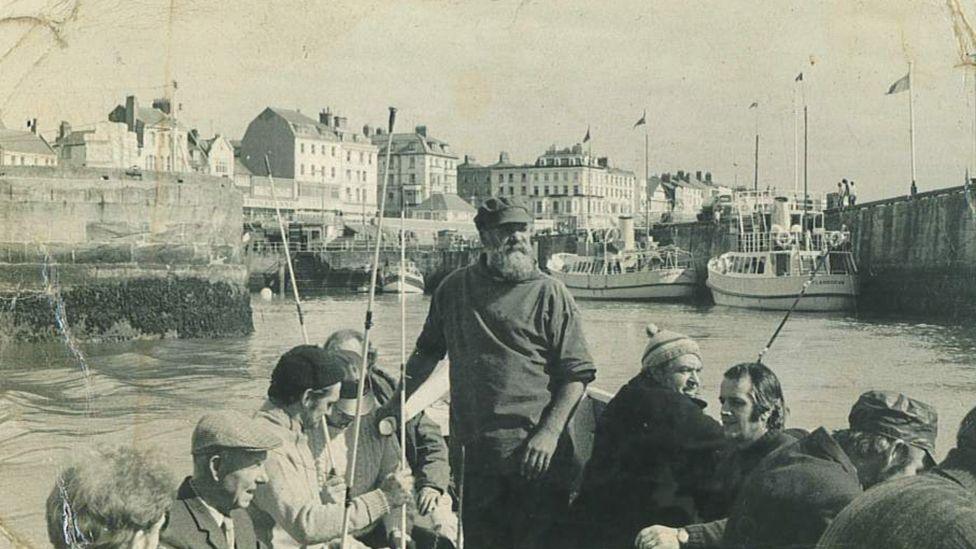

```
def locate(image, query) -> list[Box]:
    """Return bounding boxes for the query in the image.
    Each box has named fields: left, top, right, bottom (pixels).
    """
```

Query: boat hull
left=381, top=275, right=425, bottom=294
left=550, top=268, right=698, bottom=301
left=706, top=265, right=858, bottom=312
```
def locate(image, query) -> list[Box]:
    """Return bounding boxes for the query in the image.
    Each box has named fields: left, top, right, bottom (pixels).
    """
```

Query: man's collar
left=188, top=479, right=230, bottom=526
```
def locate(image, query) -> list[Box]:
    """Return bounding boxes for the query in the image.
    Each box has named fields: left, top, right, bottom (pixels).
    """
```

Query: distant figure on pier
left=818, top=403, right=976, bottom=549
left=911, top=181, right=918, bottom=197
left=722, top=390, right=938, bottom=549
left=634, top=362, right=802, bottom=549
left=842, top=179, right=850, bottom=207
left=395, top=195, right=598, bottom=549
left=569, top=324, right=724, bottom=549
left=848, top=180, right=857, bottom=206
left=160, top=411, right=280, bottom=549
left=46, top=445, right=176, bottom=549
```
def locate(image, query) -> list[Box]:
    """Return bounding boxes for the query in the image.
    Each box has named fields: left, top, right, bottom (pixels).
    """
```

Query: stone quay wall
left=0, top=166, right=252, bottom=342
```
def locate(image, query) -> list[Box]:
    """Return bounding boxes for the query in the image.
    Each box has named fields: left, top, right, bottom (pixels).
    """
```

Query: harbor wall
left=825, top=186, right=976, bottom=318
left=0, top=167, right=252, bottom=342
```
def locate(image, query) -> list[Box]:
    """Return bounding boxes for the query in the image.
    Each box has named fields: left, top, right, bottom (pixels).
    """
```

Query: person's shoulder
left=159, top=498, right=196, bottom=547
left=432, top=263, right=476, bottom=296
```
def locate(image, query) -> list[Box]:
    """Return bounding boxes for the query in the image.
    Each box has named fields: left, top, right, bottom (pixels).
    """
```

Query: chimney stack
left=362, top=124, right=372, bottom=137
left=58, top=121, right=71, bottom=141
left=335, top=116, right=347, bottom=129
left=319, top=109, right=332, bottom=127
left=28, top=118, right=37, bottom=134
left=705, top=172, right=712, bottom=183
left=696, top=170, right=702, bottom=181
left=152, top=98, right=171, bottom=114
left=125, top=95, right=137, bottom=131
left=415, top=125, right=427, bottom=137
left=499, top=151, right=510, bottom=164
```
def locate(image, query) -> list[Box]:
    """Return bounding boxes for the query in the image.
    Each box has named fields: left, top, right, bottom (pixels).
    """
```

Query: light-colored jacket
left=249, top=401, right=391, bottom=548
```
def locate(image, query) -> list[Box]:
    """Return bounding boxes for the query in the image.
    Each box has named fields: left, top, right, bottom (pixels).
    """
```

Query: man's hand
left=379, top=469, right=414, bottom=507
left=634, top=525, right=688, bottom=549
left=520, top=426, right=559, bottom=480
left=387, top=528, right=413, bottom=549
left=416, top=486, right=441, bottom=515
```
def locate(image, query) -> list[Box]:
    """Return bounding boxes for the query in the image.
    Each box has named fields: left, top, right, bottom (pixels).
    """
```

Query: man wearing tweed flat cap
left=722, top=390, right=938, bottom=549
left=161, top=410, right=281, bottom=548
left=569, top=324, right=724, bottom=549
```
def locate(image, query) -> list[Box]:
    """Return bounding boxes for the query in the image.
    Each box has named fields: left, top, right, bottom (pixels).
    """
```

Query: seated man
left=817, top=404, right=976, bottom=549
left=46, top=445, right=176, bottom=549
left=635, top=362, right=801, bottom=549
left=249, top=345, right=413, bottom=548
left=722, top=390, right=938, bottom=549
left=161, top=410, right=281, bottom=548
left=569, top=324, right=725, bottom=549
left=323, top=329, right=456, bottom=542
left=321, top=348, right=452, bottom=549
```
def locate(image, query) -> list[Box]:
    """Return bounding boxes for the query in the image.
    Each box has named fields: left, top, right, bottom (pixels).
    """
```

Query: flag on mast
left=795, top=72, right=803, bottom=82
left=887, top=72, right=911, bottom=95
left=583, top=126, right=591, bottom=143
left=634, top=111, right=646, bottom=128
left=748, top=101, right=759, bottom=109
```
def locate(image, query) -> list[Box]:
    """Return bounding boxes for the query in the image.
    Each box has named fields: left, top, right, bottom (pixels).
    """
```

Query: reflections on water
left=1, top=293, right=975, bottom=545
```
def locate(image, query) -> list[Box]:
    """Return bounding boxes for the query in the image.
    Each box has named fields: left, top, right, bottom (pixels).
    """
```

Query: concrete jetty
left=0, top=166, right=252, bottom=342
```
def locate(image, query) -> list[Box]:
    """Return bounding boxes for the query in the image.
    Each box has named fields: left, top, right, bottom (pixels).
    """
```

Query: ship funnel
left=618, top=216, right=635, bottom=251
left=770, top=196, right=790, bottom=231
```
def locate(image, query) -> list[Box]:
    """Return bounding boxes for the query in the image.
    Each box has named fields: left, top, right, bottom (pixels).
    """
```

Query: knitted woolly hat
left=641, top=323, right=701, bottom=372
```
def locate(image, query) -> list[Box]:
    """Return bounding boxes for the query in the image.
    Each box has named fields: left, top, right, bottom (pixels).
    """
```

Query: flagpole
left=804, top=105, right=809, bottom=221
left=793, top=83, right=799, bottom=196
left=908, top=61, right=917, bottom=189
left=644, top=119, right=649, bottom=239
left=753, top=102, right=760, bottom=193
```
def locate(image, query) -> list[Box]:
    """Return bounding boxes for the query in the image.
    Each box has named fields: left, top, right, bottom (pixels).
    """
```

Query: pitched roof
left=59, top=129, right=95, bottom=147
left=411, top=192, right=476, bottom=213
left=235, top=157, right=253, bottom=176
left=268, top=108, right=338, bottom=141
left=372, top=132, right=455, bottom=157
left=0, top=129, right=56, bottom=155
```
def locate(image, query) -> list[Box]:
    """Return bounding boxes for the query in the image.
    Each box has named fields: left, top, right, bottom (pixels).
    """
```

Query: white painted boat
left=706, top=192, right=858, bottom=312
left=381, top=261, right=425, bottom=294
left=548, top=246, right=698, bottom=301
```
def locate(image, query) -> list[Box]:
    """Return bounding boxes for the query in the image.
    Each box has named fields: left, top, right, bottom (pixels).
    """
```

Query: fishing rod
left=340, top=106, right=398, bottom=549
left=264, top=155, right=310, bottom=345
left=757, top=236, right=841, bottom=364
left=396, top=151, right=409, bottom=549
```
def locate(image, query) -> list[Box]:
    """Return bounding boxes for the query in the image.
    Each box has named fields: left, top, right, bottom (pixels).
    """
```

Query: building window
left=521, top=186, right=527, bottom=195
left=498, top=174, right=505, bottom=183
left=554, top=202, right=560, bottom=213
left=544, top=173, right=549, bottom=182
left=574, top=185, right=579, bottom=195
left=409, top=157, right=415, bottom=168
left=346, top=151, right=351, bottom=162
left=331, top=167, right=336, bottom=178
left=508, top=174, right=513, bottom=183
left=534, top=186, right=539, bottom=196
left=301, top=143, right=305, bottom=153
left=311, top=144, right=316, bottom=154
left=544, top=186, right=549, bottom=195
left=332, top=146, right=336, bottom=157
left=300, top=164, right=305, bottom=175
left=346, top=169, right=351, bottom=180
left=410, top=174, right=416, bottom=183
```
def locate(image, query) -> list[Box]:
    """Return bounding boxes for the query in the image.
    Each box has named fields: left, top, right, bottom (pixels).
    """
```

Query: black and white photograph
left=1, top=1, right=976, bottom=547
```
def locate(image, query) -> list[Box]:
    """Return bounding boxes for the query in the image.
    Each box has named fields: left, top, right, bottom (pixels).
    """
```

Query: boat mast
left=644, top=118, right=649, bottom=242
left=909, top=61, right=917, bottom=191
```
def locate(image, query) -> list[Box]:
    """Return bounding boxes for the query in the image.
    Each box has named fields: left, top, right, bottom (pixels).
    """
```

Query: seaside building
left=0, top=123, right=57, bottom=167
left=484, top=144, right=638, bottom=230
left=54, top=120, right=138, bottom=169
left=457, top=154, right=493, bottom=207
left=653, top=170, right=725, bottom=222
left=108, top=96, right=191, bottom=172
left=188, top=131, right=234, bottom=178
left=240, top=107, right=378, bottom=220
left=407, top=192, right=476, bottom=223
left=372, top=125, right=458, bottom=215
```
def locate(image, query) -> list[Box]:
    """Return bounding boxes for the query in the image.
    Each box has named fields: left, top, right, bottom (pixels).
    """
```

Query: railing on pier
left=246, top=240, right=478, bottom=255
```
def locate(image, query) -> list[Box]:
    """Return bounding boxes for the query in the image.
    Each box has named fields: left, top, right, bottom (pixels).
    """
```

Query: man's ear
left=208, top=454, right=222, bottom=482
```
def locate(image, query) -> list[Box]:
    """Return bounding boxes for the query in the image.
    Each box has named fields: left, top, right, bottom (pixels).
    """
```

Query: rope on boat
left=757, top=242, right=835, bottom=364
left=340, top=107, right=398, bottom=549
left=264, top=155, right=309, bottom=345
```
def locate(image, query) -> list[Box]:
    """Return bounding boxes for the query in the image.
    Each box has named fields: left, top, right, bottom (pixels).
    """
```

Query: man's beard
left=486, top=243, right=537, bottom=282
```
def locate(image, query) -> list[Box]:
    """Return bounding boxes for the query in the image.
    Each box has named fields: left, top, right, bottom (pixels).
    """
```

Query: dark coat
left=569, top=373, right=725, bottom=549
left=722, top=428, right=862, bottom=549
left=817, top=447, right=976, bottom=549
left=700, top=429, right=802, bottom=521
left=161, top=477, right=264, bottom=549
left=370, top=368, right=451, bottom=492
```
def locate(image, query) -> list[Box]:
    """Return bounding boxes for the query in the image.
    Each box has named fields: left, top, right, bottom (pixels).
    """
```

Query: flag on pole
left=748, top=102, right=759, bottom=109
left=634, top=111, right=646, bottom=129
left=583, top=126, right=591, bottom=143
left=887, top=73, right=910, bottom=95
left=795, top=72, right=803, bottom=82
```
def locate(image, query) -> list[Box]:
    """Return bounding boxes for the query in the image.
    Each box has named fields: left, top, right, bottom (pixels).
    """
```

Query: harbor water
left=2, top=294, right=976, bottom=545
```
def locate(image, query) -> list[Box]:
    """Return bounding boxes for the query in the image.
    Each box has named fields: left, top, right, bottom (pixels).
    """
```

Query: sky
left=1, top=0, right=975, bottom=201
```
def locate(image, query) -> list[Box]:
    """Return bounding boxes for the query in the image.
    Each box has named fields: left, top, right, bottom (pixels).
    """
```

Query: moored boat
left=547, top=216, right=697, bottom=301
left=706, top=192, right=858, bottom=312
left=380, top=260, right=425, bottom=294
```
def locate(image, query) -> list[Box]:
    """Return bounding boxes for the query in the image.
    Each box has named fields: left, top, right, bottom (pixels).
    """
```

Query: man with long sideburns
left=392, top=196, right=598, bottom=549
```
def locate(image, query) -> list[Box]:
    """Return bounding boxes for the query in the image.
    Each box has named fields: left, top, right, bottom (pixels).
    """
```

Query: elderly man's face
left=218, top=450, right=269, bottom=510
left=481, top=222, right=536, bottom=281
left=654, top=354, right=703, bottom=398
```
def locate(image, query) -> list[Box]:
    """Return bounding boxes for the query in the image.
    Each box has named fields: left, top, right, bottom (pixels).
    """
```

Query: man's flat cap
left=191, top=410, right=281, bottom=455
left=474, top=196, right=532, bottom=230
left=849, top=390, right=938, bottom=460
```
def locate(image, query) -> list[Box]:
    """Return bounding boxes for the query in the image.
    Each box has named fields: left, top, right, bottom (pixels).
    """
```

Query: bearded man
left=396, top=196, right=598, bottom=549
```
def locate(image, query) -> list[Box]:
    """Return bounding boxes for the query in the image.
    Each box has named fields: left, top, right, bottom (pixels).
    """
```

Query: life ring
left=827, top=231, right=844, bottom=248
left=774, top=232, right=792, bottom=248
